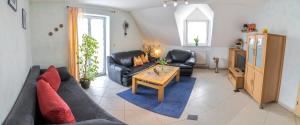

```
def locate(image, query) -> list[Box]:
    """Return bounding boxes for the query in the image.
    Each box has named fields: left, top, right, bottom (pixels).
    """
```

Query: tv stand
left=228, top=48, right=246, bottom=92
left=228, top=67, right=244, bottom=92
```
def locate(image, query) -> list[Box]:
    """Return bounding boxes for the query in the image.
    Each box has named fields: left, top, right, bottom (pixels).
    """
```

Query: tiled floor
left=85, top=69, right=299, bottom=125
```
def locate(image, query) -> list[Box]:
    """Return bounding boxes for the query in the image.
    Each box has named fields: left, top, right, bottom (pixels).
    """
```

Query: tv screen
left=235, top=53, right=246, bottom=72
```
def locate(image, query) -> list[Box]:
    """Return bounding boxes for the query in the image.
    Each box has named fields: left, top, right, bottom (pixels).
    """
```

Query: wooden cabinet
left=228, top=48, right=245, bottom=91
left=244, top=33, right=286, bottom=108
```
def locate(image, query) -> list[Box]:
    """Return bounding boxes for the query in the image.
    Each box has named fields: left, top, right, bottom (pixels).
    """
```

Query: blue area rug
left=117, top=76, right=196, bottom=118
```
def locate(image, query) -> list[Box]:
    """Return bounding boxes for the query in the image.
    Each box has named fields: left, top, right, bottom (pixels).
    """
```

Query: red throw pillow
left=37, top=79, right=76, bottom=124
left=39, top=65, right=61, bottom=91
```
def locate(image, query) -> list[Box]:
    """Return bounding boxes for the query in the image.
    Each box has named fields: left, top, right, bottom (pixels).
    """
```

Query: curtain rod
left=66, top=5, right=117, bottom=13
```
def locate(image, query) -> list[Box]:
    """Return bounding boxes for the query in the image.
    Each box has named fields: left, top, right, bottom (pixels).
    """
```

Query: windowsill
left=181, top=44, right=211, bottom=47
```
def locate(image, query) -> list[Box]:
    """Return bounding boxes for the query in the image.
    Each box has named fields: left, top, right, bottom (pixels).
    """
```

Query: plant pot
left=80, top=78, right=91, bottom=89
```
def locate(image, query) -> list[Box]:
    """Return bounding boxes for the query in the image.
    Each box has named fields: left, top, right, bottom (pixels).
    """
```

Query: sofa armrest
left=48, top=119, right=126, bottom=125
left=165, top=51, right=173, bottom=63
left=185, top=51, right=196, bottom=66
left=107, top=57, right=131, bottom=74
left=107, top=56, right=132, bottom=84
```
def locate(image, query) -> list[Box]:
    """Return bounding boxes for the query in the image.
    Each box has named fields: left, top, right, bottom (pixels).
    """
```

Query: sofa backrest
left=3, top=66, right=40, bottom=125
left=169, top=49, right=192, bottom=63
left=111, top=50, right=144, bottom=67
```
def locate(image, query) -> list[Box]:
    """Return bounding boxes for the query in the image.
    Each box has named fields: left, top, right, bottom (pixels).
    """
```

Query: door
left=255, top=35, right=267, bottom=73
left=247, top=35, right=256, bottom=67
left=80, top=15, right=107, bottom=76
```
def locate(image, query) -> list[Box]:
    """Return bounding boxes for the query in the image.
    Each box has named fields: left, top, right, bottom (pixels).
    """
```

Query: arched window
left=175, top=4, right=214, bottom=47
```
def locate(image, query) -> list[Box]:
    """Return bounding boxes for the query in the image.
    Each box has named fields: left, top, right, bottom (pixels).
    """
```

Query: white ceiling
left=31, top=0, right=266, bottom=11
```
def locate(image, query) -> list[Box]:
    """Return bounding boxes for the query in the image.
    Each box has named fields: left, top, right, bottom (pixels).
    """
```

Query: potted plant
left=156, top=58, right=168, bottom=71
left=194, top=36, right=199, bottom=46
left=78, top=34, right=99, bottom=89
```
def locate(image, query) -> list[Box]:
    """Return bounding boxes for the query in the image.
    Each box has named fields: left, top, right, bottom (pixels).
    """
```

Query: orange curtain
left=68, top=7, right=80, bottom=81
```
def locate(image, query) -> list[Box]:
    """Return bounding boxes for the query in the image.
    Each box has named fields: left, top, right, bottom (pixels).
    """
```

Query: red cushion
left=37, top=79, right=76, bottom=124
left=39, top=65, right=61, bottom=91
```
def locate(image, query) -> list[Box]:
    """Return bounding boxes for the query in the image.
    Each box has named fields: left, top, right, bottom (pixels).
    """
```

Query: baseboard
left=278, top=101, right=295, bottom=113
left=194, top=64, right=209, bottom=69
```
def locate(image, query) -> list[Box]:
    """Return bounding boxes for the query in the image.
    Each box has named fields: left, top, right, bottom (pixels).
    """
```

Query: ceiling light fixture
left=185, top=0, right=189, bottom=4
left=163, top=2, right=167, bottom=7
left=173, top=0, right=178, bottom=7
left=162, top=0, right=188, bottom=8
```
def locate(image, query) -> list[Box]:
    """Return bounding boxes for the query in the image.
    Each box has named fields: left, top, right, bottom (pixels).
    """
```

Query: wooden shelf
left=228, top=48, right=246, bottom=92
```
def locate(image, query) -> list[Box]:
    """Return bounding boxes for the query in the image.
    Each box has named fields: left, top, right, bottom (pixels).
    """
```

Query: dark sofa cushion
left=128, top=62, right=155, bottom=76
left=57, top=78, right=122, bottom=123
left=111, top=52, right=133, bottom=67
left=49, top=119, right=125, bottom=125
left=111, top=50, right=145, bottom=67
left=170, top=50, right=192, bottom=63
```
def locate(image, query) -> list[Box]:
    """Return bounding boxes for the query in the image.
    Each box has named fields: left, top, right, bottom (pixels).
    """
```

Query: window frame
left=184, top=20, right=210, bottom=47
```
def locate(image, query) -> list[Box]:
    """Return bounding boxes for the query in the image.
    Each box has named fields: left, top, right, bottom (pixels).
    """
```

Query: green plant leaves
left=78, top=34, right=99, bottom=81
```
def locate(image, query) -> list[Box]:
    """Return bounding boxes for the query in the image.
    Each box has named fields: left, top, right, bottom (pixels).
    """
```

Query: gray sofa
left=3, top=66, right=126, bottom=125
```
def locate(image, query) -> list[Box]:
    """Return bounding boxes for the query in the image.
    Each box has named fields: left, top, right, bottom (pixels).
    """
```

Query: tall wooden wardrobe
left=244, top=33, right=286, bottom=108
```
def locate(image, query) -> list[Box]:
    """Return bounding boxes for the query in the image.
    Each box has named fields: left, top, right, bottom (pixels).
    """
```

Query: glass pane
left=78, top=18, right=89, bottom=45
left=187, top=21, right=208, bottom=45
left=91, top=18, right=105, bottom=74
left=256, top=38, right=264, bottom=68
left=248, top=38, right=255, bottom=64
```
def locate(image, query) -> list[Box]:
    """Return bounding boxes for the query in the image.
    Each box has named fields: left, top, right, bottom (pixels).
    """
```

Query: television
left=235, top=53, right=246, bottom=72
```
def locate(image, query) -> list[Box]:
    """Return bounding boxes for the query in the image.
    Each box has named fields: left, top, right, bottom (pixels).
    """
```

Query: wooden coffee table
left=132, top=65, right=180, bottom=102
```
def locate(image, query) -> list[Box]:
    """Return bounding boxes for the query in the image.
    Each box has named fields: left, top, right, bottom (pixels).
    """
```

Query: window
left=185, top=20, right=209, bottom=46
left=78, top=14, right=107, bottom=76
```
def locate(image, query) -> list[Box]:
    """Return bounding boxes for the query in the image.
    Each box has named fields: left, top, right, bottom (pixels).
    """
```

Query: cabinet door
left=253, top=70, right=263, bottom=103
left=294, top=82, right=300, bottom=117
left=244, top=66, right=254, bottom=94
left=247, top=36, right=256, bottom=67
left=255, top=35, right=267, bottom=72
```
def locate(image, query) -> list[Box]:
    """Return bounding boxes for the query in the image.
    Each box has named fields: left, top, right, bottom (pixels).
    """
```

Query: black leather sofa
left=3, top=66, right=126, bottom=125
left=107, top=50, right=155, bottom=86
left=165, top=49, right=196, bottom=76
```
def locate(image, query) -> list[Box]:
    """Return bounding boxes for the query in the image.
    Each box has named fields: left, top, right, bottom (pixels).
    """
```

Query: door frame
left=83, top=15, right=107, bottom=76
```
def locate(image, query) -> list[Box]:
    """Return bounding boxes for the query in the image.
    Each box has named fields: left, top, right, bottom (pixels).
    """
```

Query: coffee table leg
left=132, top=78, right=137, bottom=94
left=158, top=87, right=164, bottom=102
left=176, top=71, right=180, bottom=82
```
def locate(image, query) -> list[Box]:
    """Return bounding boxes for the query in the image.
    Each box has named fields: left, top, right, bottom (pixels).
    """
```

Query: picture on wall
left=22, top=9, right=26, bottom=29
left=8, top=0, right=17, bottom=11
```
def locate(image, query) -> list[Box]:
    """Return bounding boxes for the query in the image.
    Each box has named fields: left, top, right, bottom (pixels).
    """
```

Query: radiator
left=195, top=50, right=207, bottom=65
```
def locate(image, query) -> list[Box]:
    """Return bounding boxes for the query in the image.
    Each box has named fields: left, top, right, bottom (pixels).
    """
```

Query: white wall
left=251, top=0, right=300, bottom=111
left=30, top=1, right=143, bottom=69
left=0, top=0, right=32, bottom=123
left=30, top=2, right=68, bottom=68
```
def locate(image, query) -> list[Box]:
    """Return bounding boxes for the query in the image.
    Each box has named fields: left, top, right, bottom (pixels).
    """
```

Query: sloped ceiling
left=31, top=0, right=267, bottom=46
left=31, top=0, right=266, bottom=11
left=131, top=7, right=180, bottom=45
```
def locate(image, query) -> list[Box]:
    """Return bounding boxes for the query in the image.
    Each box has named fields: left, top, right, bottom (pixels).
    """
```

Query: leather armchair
left=165, top=49, right=196, bottom=76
